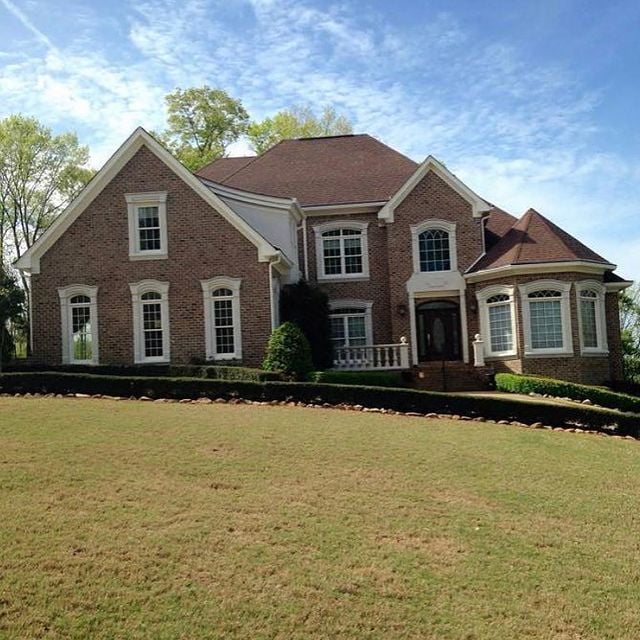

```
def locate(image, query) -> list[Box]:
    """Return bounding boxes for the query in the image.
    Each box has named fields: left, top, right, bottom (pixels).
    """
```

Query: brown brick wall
left=31, top=145, right=272, bottom=367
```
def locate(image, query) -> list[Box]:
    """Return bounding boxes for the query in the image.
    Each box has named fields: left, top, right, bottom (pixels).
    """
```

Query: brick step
left=411, top=362, right=493, bottom=392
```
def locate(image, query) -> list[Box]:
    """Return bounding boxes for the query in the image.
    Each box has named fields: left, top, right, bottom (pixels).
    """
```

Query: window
left=329, top=301, right=373, bottom=348
left=58, top=285, right=99, bottom=364
left=130, top=280, right=170, bottom=363
left=201, top=277, right=242, bottom=360
left=576, top=281, right=608, bottom=354
left=313, top=221, right=369, bottom=280
left=520, top=281, right=572, bottom=356
left=126, top=192, right=168, bottom=259
left=411, top=220, right=457, bottom=274
left=477, top=286, right=516, bottom=357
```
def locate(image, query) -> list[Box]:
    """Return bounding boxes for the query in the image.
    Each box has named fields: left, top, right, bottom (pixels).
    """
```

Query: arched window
left=58, top=285, right=99, bottom=364
left=130, top=281, right=170, bottom=363
left=576, top=281, right=608, bottom=353
left=411, top=220, right=457, bottom=274
left=520, top=281, right=572, bottom=355
left=313, top=221, right=369, bottom=280
left=201, top=277, right=242, bottom=360
left=477, top=286, right=516, bottom=357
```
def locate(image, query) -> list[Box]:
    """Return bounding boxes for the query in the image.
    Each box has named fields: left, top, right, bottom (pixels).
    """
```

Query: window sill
left=580, top=350, right=609, bottom=357
left=208, top=353, right=241, bottom=361
left=318, top=274, right=370, bottom=282
left=134, top=357, right=170, bottom=364
left=523, top=350, right=574, bottom=358
left=129, top=252, right=168, bottom=261
left=485, top=352, right=518, bottom=360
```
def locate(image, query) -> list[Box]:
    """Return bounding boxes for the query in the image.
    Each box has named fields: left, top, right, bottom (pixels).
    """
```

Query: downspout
left=301, top=214, right=309, bottom=281
left=268, top=253, right=284, bottom=331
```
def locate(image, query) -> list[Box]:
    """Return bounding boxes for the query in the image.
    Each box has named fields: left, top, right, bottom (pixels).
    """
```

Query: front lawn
left=1, top=398, right=640, bottom=639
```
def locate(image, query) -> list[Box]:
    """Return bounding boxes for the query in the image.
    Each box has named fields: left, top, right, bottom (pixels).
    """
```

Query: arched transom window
left=411, top=220, right=457, bottom=274
left=58, top=285, right=99, bottom=364
left=476, top=286, right=516, bottom=357
left=129, top=280, right=170, bottom=363
left=201, top=277, right=242, bottom=360
left=576, top=281, right=608, bottom=353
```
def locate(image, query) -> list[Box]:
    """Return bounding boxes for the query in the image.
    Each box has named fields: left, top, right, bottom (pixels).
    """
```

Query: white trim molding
left=519, top=280, right=573, bottom=357
left=476, top=284, right=517, bottom=358
left=329, top=299, right=374, bottom=345
left=200, top=277, right=242, bottom=361
left=379, top=155, right=492, bottom=223
left=57, top=284, right=99, bottom=365
left=313, top=220, right=370, bottom=281
left=575, top=280, right=608, bottom=355
left=129, top=280, right=170, bottom=364
left=125, top=191, right=168, bottom=260
left=410, top=219, right=457, bottom=274
left=15, top=127, right=281, bottom=274
left=465, top=260, right=617, bottom=283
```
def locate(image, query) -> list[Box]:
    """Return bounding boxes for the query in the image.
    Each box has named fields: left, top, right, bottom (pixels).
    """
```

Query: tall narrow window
left=201, top=277, right=242, bottom=360
left=411, top=220, right=457, bottom=274
left=126, top=192, right=168, bottom=259
left=58, top=285, right=99, bottom=364
left=477, top=286, right=516, bottom=358
left=313, top=222, right=369, bottom=280
left=576, top=281, right=608, bottom=354
left=130, top=280, right=170, bottom=363
left=520, top=281, right=572, bottom=356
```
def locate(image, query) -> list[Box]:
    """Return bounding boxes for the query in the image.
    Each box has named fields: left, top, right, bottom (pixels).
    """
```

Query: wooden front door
left=416, top=300, right=462, bottom=362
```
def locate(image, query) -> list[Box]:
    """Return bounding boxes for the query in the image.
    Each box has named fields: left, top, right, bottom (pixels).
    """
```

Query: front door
left=416, top=300, right=461, bottom=362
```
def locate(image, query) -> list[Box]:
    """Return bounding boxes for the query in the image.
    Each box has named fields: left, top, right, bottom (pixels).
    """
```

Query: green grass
left=1, top=398, right=640, bottom=639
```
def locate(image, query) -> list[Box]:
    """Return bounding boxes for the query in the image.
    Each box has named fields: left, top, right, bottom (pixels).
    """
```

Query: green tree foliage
left=280, top=280, right=332, bottom=369
left=0, top=115, right=92, bottom=273
left=247, top=105, right=353, bottom=154
left=155, top=86, right=250, bottom=171
left=263, top=321, right=314, bottom=380
left=0, top=268, right=25, bottom=369
left=620, top=285, right=640, bottom=382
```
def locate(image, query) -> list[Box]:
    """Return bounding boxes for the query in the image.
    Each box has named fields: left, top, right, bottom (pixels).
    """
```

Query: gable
left=16, top=128, right=278, bottom=274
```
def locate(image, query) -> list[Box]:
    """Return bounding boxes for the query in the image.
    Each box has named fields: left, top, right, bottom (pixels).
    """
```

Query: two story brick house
left=16, top=127, right=630, bottom=386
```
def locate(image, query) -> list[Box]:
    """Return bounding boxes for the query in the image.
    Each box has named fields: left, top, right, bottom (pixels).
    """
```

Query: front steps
left=411, top=361, right=494, bottom=392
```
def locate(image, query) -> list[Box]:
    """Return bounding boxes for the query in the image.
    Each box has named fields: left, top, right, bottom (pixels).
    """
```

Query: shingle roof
left=470, top=208, right=611, bottom=272
left=196, top=134, right=418, bottom=207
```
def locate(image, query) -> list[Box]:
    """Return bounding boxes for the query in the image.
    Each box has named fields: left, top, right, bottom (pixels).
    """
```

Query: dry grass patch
left=2, top=397, right=640, bottom=639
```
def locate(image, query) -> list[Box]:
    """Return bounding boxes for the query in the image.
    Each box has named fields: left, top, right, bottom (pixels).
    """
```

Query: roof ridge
left=513, top=209, right=534, bottom=264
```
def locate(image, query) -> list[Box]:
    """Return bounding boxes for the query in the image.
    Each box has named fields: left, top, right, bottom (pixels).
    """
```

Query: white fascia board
left=15, top=128, right=278, bottom=274
left=378, top=156, right=492, bottom=223
left=605, top=280, right=634, bottom=291
left=464, top=261, right=618, bottom=283
left=303, top=202, right=387, bottom=216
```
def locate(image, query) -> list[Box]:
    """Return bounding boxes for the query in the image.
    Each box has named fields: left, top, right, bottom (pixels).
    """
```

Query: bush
left=0, top=372, right=638, bottom=436
left=310, top=370, right=407, bottom=388
left=281, top=280, right=332, bottom=369
left=263, top=322, right=314, bottom=380
left=495, top=373, right=640, bottom=414
left=2, top=362, right=284, bottom=382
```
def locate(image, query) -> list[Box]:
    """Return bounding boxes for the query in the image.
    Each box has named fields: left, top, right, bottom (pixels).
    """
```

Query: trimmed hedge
left=310, top=370, right=407, bottom=388
left=495, top=372, right=640, bottom=415
left=1, top=372, right=638, bottom=436
left=2, top=363, right=283, bottom=382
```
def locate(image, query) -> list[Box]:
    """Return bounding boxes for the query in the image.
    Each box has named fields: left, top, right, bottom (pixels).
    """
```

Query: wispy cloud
left=0, top=0, right=638, bottom=277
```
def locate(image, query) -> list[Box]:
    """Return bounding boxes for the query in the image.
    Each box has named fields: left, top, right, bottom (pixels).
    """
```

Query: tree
left=280, top=280, right=332, bottom=369
left=0, top=115, right=92, bottom=276
left=247, top=105, right=353, bottom=154
left=263, top=321, right=314, bottom=381
left=155, top=87, right=250, bottom=171
left=0, top=268, right=25, bottom=370
left=620, top=284, right=640, bottom=382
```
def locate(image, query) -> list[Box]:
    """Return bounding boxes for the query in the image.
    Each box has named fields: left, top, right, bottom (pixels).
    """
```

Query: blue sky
left=1, top=0, right=639, bottom=278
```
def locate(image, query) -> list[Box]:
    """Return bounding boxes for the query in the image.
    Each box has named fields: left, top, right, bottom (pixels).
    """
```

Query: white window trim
left=329, top=299, right=374, bottom=346
left=476, top=284, right=517, bottom=358
left=129, top=280, right=170, bottom=363
left=201, top=277, right=242, bottom=361
left=410, top=219, right=457, bottom=274
left=576, top=280, right=608, bottom=355
left=519, top=280, right=573, bottom=357
left=313, top=220, right=370, bottom=281
left=126, top=191, right=168, bottom=260
left=58, top=284, right=99, bottom=365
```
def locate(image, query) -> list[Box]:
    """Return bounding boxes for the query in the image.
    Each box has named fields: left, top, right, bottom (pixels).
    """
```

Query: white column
left=472, top=333, right=485, bottom=367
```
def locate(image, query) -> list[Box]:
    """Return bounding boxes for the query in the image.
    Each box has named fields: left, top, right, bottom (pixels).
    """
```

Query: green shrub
left=263, top=322, right=314, bottom=380
left=495, top=373, right=640, bottom=414
left=281, top=280, right=332, bottom=369
left=0, top=372, right=637, bottom=436
left=310, top=370, right=407, bottom=388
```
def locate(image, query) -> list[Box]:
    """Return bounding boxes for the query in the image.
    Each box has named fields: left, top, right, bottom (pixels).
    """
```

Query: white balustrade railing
left=333, top=338, right=410, bottom=371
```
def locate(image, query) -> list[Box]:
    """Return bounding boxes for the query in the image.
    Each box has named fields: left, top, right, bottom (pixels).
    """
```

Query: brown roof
left=470, top=208, right=611, bottom=272
left=198, top=156, right=255, bottom=182
left=196, top=134, right=418, bottom=206
left=484, top=206, right=518, bottom=250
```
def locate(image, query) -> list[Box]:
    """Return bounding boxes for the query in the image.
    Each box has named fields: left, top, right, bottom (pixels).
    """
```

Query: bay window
left=576, top=281, right=608, bottom=354
left=477, top=285, right=516, bottom=357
